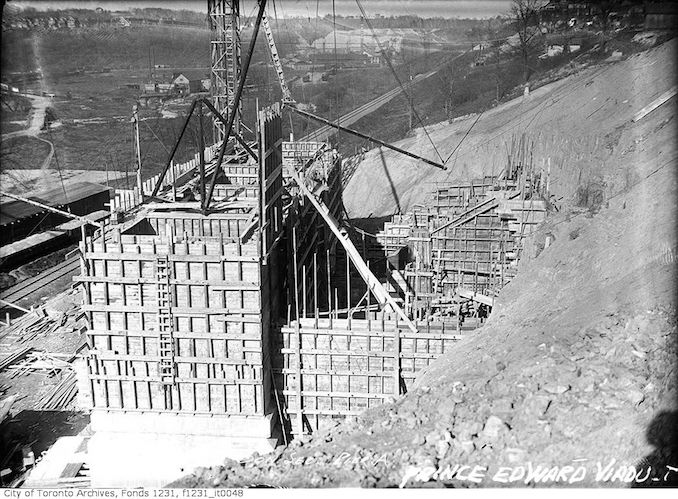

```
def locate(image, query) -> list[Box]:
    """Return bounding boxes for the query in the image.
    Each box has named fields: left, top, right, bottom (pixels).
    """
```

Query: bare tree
left=509, top=0, right=545, bottom=84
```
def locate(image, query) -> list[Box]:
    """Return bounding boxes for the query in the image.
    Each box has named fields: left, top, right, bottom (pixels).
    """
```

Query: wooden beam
left=455, top=286, right=495, bottom=307
left=632, top=86, right=677, bottom=122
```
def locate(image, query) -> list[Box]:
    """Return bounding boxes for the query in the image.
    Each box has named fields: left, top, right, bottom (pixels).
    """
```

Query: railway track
left=0, top=256, right=80, bottom=309
left=301, top=71, right=435, bottom=143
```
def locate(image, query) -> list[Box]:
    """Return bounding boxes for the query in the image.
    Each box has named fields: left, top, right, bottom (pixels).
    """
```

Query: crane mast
left=208, top=0, right=241, bottom=140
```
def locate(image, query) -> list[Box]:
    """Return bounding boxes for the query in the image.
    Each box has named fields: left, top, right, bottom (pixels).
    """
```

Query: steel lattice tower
left=208, top=0, right=241, bottom=141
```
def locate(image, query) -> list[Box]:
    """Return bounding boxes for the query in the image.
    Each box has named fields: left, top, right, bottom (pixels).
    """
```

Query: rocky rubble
left=172, top=39, right=677, bottom=489
left=172, top=304, right=676, bottom=489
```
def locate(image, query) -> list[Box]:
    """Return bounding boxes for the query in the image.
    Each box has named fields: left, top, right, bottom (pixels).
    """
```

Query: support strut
left=0, top=191, right=105, bottom=229
left=285, top=105, right=447, bottom=170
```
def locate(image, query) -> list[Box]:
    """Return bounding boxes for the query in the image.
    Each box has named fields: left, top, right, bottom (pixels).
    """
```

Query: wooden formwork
left=78, top=228, right=268, bottom=415
left=431, top=178, right=498, bottom=218
left=78, top=104, right=286, bottom=421
left=429, top=213, right=515, bottom=295
left=281, top=141, right=327, bottom=177
left=371, top=214, right=412, bottom=259
left=371, top=175, right=549, bottom=318
left=129, top=209, right=255, bottom=239
left=213, top=184, right=259, bottom=200
left=273, top=317, right=464, bottom=434
left=285, top=148, right=343, bottom=319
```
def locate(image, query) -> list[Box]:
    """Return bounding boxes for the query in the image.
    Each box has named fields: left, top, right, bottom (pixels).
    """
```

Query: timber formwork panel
left=80, top=229, right=267, bottom=415
left=281, top=141, right=326, bottom=179
left=286, top=151, right=343, bottom=317
left=144, top=214, right=253, bottom=238
left=273, top=317, right=464, bottom=434
left=222, top=164, right=259, bottom=184
left=79, top=105, right=287, bottom=421
left=371, top=214, right=412, bottom=259
left=214, top=184, right=260, bottom=200
left=431, top=178, right=497, bottom=219
left=258, top=103, right=285, bottom=262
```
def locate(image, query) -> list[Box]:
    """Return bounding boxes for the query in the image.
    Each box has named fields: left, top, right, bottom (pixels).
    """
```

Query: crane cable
left=353, top=0, right=445, bottom=165
left=332, top=0, right=339, bottom=127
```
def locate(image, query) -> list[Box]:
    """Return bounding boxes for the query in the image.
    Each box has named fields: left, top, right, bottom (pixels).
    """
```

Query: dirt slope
left=173, top=40, right=677, bottom=488
left=344, top=39, right=677, bottom=219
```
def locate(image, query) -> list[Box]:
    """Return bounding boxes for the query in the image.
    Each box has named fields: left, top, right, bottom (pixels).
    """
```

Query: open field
left=0, top=136, right=51, bottom=171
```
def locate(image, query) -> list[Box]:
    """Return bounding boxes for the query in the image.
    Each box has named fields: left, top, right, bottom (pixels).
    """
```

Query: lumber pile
left=0, top=298, right=86, bottom=358
left=0, top=311, right=45, bottom=346
left=37, top=372, right=77, bottom=410
left=0, top=347, right=32, bottom=372
left=5, top=351, right=72, bottom=379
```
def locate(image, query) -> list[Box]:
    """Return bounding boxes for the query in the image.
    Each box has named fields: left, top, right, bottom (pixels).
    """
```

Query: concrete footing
left=87, top=410, right=279, bottom=487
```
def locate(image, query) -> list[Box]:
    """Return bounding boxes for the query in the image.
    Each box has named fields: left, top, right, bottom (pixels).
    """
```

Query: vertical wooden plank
left=313, top=252, right=318, bottom=329
left=292, top=225, right=303, bottom=435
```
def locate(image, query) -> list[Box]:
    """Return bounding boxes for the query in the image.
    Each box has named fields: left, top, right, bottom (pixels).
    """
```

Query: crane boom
left=262, top=13, right=294, bottom=104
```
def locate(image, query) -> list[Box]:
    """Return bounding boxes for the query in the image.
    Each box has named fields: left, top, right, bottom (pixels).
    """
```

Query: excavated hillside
left=344, top=39, right=677, bottom=220
left=174, top=39, right=677, bottom=488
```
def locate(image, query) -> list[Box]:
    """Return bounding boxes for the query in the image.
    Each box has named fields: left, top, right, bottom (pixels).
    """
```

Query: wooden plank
left=59, top=463, right=84, bottom=479
left=632, top=86, right=677, bottom=122
left=394, top=326, right=401, bottom=396
left=82, top=305, right=261, bottom=315
left=274, top=368, right=403, bottom=377
left=86, top=329, right=262, bottom=341
left=75, top=276, right=260, bottom=289
left=279, top=327, right=462, bottom=340
left=88, top=374, right=262, bottom=384
left=282, top=390, right=392, bottom=399
left=94, top=353, right=260, bottom=365
left=84, top=253, right=258, bottom=263
left=280, top=347, right=442, bottom=359
left=144, top=211, right=254, bottom=221
left=90, top=406, right=260, bottom=416
left=283, top=408, right=362, bottom=416
left=455, top=286, right=495, bottom=307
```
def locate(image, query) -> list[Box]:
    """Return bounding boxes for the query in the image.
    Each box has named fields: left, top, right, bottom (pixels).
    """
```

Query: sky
left=7, top=0, right=512, bottom=19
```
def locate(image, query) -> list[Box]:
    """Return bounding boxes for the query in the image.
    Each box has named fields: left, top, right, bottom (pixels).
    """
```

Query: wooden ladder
left=156, top=257, right=176, bottom=385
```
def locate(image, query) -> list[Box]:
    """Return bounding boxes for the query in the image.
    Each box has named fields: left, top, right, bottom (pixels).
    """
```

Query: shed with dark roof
left=0, top=181, right=112, bottom=245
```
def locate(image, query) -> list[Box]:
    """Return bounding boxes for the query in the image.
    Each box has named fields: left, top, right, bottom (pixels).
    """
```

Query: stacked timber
left=37, top=372, right=77, bottom=410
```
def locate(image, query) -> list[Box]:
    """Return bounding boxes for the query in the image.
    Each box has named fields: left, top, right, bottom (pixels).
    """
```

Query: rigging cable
left=143, top=119, right=171, bottom=154
left=444, top=110, right=483, bottom=165
left=46, top=125, right=69, bottom=205
left=353, top=0, right=444, bottom=164
left=332, top=0, right=339, bottom=128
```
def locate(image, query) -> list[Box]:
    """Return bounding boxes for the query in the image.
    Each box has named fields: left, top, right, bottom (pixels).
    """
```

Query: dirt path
left=1, top=33, right=55, bottom=189
left=2, top=93, right=52, bottom=139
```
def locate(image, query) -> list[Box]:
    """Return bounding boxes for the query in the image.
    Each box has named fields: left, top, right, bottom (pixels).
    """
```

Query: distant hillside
left=1, top=26, right=210, bottom=74
left=1, top=22, right=305, bottom=76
